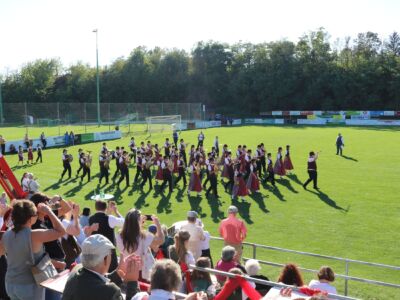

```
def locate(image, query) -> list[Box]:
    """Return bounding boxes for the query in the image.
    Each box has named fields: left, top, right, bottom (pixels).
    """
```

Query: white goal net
left=145, top=115, right=182, bottom=136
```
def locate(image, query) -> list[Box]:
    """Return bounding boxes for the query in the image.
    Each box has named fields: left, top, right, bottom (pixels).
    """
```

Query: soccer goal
left=145, top=115, right=182, bottom=137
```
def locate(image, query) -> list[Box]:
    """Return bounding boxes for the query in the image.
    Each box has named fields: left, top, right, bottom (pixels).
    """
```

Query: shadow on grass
left=134, top=190, right=150, bottom=209
left=277, top=178, right=299, bottom=194
left=262, top=181, right=285, bottom=202
left=11, top=164, right=31, bottom=171
left=175, top=187, right=185, bottom=203
left=248, top=192, right=269, bottom=213
left=341, top=155, right=358, bottom=162
left=188, top=195, right=207, bottom=218
left=287, top=174, right=303, bottom=186
left=206, top=195, right=225, bottom=223
left=231, top=198, right=253, bottom=224
left=307, top=189, right=349, bottom=212
left=156, top=193, right=172, bottom=214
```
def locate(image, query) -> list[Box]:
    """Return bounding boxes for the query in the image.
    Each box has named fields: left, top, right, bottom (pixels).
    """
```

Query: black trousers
left=161, top=173, right=173, bottom=192
left=225, top=174, right=234, bottom=192
left=61, top=162, right=71, bottom=179
left=257, top=161, right=262, bottom=177
left=180, top=151, right=187, bottom=166
left=203, top=170, right=210, bottom=188
left=81, top=166, right=91, bottom=182
left=175, top=169, right=187, bottom=186
left=206, top=174, right=218, bottom=196
left=141, top=169, right=153, bottom=189
left=197, top=140, right=203, bottom=148
left=336, top=145, right=343, bottom=155
left=173, top=138, right=178, bottom=147
left=112, top=161, right=120, bottom=179
left=304, top=170, right=318, bottom=188
left=77, top=163, right=84, bottom=175
left=41, top=139, right=47, bottom=149
left=134, top=167, right=142, bottom=183
left=36, top=152, right=42, bottom=163
left=99, top=166, right=109, bottom=184
left=117, top=167, right=130, bottom=186
left=265, top=171, right=275, bottom=186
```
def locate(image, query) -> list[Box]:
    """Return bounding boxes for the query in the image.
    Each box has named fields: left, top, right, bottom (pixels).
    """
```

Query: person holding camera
left=116, top=209, right=164, bottom=281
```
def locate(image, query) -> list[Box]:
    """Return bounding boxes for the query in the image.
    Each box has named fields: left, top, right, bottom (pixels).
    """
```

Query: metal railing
left=210, top=237, right=400, bottom=296
left=189, top=265, right=359, bottom=300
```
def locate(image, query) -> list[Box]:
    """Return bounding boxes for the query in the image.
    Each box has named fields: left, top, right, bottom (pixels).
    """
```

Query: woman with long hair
left=116, top=209, right=164, bottom=258
left=168, top=230, right=195, bottom=266
left=168, top=230, right=195, bottom=293
left=0, top=200, right=65, bottom=300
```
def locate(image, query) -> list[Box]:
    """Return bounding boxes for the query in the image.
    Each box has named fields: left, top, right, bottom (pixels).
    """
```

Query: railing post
left=252, top=244, right=257, bottom=259
left=344, top=259, right=349, bottom=296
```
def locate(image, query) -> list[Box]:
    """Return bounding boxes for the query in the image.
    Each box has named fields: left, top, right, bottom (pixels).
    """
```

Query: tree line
left=1, top=29, right=400, bottom=115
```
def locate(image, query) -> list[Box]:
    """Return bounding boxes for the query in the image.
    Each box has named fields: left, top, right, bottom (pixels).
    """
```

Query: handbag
left=141, top=239, right=155, bottom=281
left=29, top=234, right=58, bottom=285
left=61, top=235, right=82, bottom=268
left=31, top=252, right=58, bottom=285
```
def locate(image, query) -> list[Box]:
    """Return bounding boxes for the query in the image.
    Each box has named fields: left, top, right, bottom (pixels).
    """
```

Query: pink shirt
left=219, top=215, right=247, bottom=244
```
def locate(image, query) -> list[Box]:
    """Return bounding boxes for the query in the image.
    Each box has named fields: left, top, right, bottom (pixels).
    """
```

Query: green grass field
left=2, top=125, right=400, bottom=299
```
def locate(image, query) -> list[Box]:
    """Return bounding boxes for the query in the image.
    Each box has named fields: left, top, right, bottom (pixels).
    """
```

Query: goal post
left=145, top=115, right=182, bottom=136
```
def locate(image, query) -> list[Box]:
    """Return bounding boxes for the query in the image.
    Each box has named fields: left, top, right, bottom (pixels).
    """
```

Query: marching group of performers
left=59, top=133, right=310, bottom=200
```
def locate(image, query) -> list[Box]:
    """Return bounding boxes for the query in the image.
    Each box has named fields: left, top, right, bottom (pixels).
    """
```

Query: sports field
left=2, top=125, right=399, bottom=299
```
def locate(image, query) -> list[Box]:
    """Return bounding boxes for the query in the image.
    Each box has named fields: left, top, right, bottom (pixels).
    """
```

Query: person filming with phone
left=116, top=209, right=164, bottom=281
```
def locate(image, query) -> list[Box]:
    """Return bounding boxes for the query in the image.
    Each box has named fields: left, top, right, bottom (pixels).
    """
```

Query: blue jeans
left=45, top=289, right=61, bottom=300
left=5, top=282, right=44, bottom=300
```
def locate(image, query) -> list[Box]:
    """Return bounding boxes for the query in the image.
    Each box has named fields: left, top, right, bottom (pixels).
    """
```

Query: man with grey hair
left=219, top=205, right=247, bottom=261
left=62, top=234, right=141, bottom=300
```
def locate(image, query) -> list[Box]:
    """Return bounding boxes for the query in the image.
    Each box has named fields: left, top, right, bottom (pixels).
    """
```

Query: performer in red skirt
left=222, top=152, right=232, bottom=179
left=274, top=147, right=286, bottom=177
left=27, top=146, right=34, bottom=164
left=283, top=145, right=294, bottom=174
left=17, top=146, right=24, bottom=165
left=246, top=159, right=260, bottom=193
left=232, top=164, right=248, bottom=200
left=153, top=144, right=161, bottom=165
left=188, top=162, right=202, bottom=196
left=155, top=159, right=164, bottom=184
left=171, top=147, right=179, bottom=174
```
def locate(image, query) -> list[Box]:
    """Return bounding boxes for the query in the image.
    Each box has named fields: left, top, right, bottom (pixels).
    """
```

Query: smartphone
left=145, top=214, right=153, bottom=221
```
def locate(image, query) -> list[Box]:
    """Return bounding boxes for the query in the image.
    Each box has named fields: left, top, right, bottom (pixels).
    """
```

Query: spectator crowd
left=0, top=193, right=339, bottom=300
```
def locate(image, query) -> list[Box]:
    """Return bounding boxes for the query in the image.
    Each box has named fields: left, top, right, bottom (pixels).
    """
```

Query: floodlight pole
left=93, top=29, right=101, bottom=125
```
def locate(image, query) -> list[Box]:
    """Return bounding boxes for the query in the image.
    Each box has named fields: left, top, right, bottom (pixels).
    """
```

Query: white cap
left=81, top=235, right=115, bottom=268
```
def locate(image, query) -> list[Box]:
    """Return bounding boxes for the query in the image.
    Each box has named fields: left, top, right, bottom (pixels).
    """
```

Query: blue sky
left=0, top=0, right=398, bottom=74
